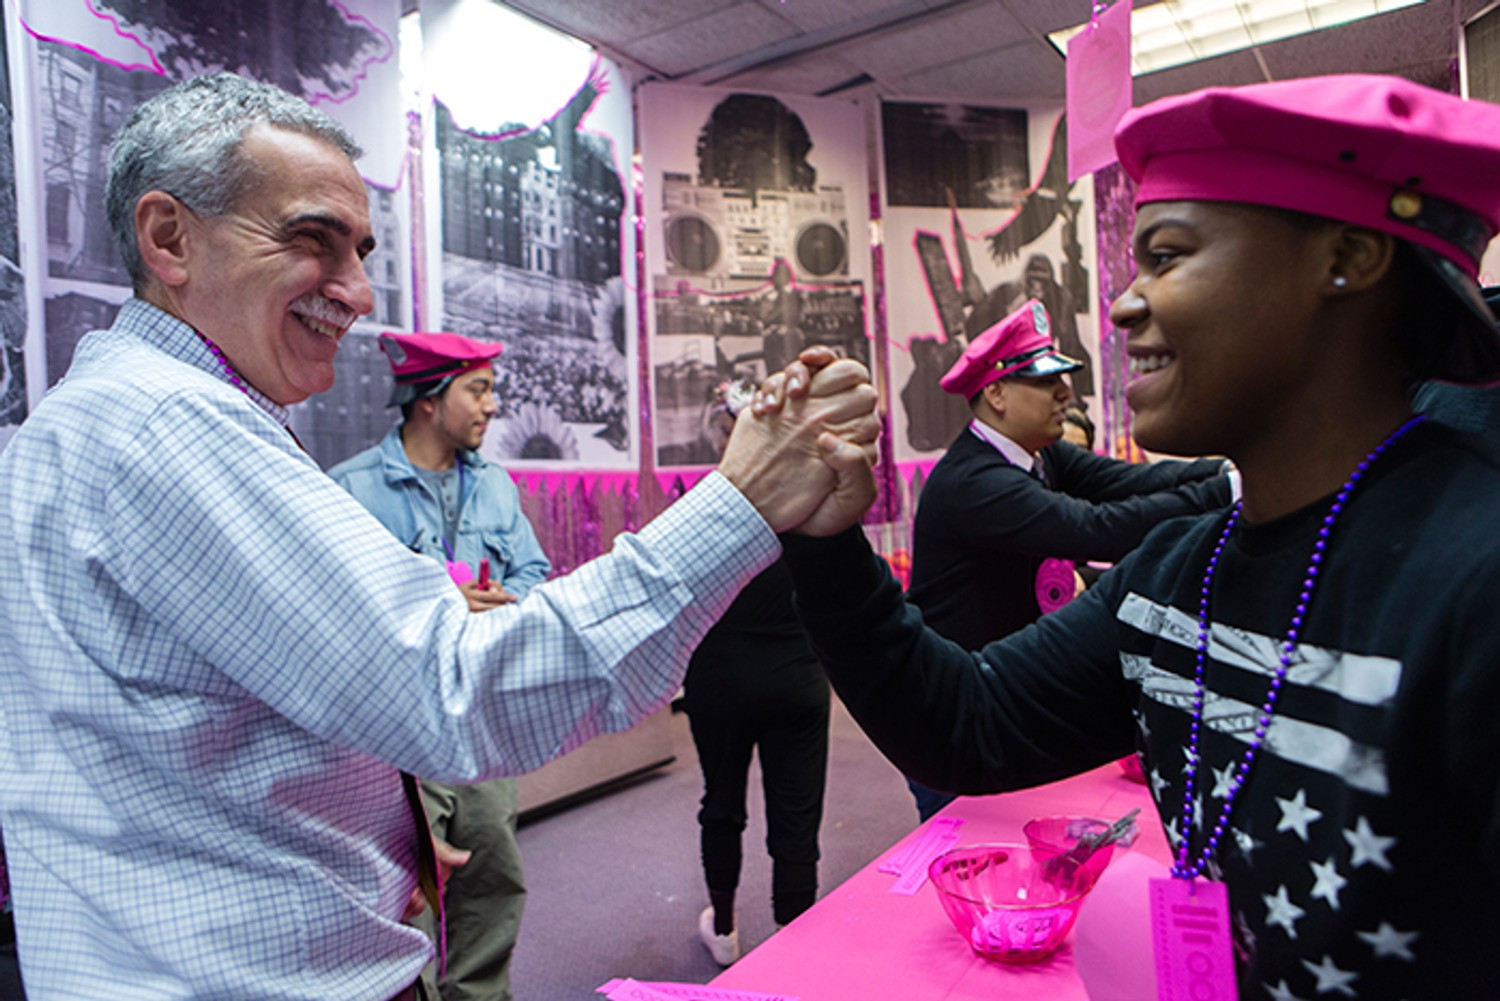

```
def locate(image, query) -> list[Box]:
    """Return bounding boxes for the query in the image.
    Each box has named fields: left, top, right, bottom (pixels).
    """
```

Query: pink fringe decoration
left=511, top=461, right=923, bottom=581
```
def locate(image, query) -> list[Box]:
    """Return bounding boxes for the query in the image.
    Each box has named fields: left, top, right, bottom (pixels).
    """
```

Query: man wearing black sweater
left=904, top=300, right=1231, bottom=818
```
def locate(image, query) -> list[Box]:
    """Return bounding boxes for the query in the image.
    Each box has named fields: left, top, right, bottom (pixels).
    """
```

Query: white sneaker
left=698, top=906, right=740, bottom=966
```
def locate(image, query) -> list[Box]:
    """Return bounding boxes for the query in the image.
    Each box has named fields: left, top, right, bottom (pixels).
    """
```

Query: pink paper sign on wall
left=1067, top=0, right=1134, bottom=182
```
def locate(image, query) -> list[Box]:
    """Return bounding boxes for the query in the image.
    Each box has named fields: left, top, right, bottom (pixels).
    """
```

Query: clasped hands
left=716, top=347, right=881, bottom=536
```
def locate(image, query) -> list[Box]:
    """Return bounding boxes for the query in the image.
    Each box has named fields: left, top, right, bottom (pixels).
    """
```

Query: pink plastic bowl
left=1021, top=816, right=1118, bottom=893
left=927, top=842, right=1094, bottom=964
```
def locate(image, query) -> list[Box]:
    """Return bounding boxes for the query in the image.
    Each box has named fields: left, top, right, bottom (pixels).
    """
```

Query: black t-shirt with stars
left=783, top=420, right=1500, bottom=1000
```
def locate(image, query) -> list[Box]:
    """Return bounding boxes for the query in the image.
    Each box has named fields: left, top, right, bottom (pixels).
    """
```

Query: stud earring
left=1332, top=275, right=1348, bottom=289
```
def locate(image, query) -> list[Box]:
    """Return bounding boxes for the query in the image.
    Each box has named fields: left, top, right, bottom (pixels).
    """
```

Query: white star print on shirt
left=1301, top=954, right=1358, bottom=997
left=1357, top=922, right=1419, bottom=962
left=1210, top=760, right=1238, bottom=800
left=1150, top=766, right=1169, bottom=799
left=1263, top=884, right=1307, bottom=939
left=1264, top=980, right=1309, bottom=1001
left=1133, top=707, right=1152, bottom=741
left=1344, top=816, right=1396, bottom=871
left=1275, top=788, right=1323, bottom=841
left=1308, top=856, right=1347, bottom=910
left=1230, top=826, right=1261, bottom=859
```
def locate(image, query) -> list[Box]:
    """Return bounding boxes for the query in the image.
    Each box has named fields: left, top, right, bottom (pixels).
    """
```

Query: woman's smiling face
left=1110, top=200, right=1333, bottom=459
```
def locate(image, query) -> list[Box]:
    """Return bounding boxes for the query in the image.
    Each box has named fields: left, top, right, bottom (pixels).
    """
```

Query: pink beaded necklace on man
left=192, top=328, right=250, bottom=396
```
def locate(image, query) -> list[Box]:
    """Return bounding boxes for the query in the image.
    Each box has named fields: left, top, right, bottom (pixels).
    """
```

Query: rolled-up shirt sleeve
left=105, top=389, right=778, bottom=781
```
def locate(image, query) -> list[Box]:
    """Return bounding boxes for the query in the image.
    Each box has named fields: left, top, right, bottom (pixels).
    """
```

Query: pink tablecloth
left=710, top=764, right=1167, bottom=1001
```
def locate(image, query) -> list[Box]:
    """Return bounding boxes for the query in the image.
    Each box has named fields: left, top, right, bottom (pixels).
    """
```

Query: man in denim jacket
left=330, top=330, right=547, bottom=1001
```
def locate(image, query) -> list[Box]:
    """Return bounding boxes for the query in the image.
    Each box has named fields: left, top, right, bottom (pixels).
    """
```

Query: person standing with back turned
left=330, top=331, right=550, bottom=1001
left=684, top=381, right=831, bottom=967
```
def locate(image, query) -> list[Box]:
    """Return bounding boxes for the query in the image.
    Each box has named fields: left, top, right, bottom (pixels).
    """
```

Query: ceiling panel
left=496, top=0, right=1480, bottom=107
left=884, top=37, right=1065, bottom=100
left=829, top=4, right=1029, bottom=82
left=1259, top=6, right=1458, bottom=87
left=623, top=4, right=803, bottom=76
left=766, top=0, right=929, bottom=33
left=498, top=0, right=728, bottom=48
left=996, top=0, right=1130, bottom=37
left=1132, top=49, right=1267, bottom=104
left=727, top=52, right=874, bottom=95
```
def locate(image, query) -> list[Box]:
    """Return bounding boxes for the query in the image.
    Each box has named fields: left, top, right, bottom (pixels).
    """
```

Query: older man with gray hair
left=0, top=72, right=877, bottom=1000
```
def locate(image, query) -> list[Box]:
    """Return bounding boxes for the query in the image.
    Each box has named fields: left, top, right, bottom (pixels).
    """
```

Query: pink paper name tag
left=598, top=979, right=799, bottom=1001
left=446, top=559, right=474, bottom=586
left=1149, top=877, right=1238, bottom=1001
left=888, top=825, right=960, bottom=896
left=878, top=816, right=963, bottom=875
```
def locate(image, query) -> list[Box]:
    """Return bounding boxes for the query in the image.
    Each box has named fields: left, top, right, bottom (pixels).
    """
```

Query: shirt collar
left=966, top=418, right=1038, bottom=473
left=120, top=298, right=292, bottom=427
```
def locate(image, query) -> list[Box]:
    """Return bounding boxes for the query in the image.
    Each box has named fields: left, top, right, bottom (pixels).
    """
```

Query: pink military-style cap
left=1114, top=73, right=1500, bottom=383
left=378, top=331, right=504, bottom=407
left=939, top=299, right=1083, bottom=399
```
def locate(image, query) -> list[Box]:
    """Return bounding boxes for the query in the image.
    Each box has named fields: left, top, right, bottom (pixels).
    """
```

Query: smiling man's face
left=172, top=124, right=375, bottom=405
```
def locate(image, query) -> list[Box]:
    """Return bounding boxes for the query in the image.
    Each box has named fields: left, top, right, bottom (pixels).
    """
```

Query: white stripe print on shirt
left=1115, top=592, right=1400, bottom=797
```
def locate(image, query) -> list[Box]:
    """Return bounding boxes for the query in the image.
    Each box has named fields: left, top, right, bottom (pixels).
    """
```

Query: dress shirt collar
left=966, top=418, right=1039, bottom=474
left=119, top=297, right=292, bottom=427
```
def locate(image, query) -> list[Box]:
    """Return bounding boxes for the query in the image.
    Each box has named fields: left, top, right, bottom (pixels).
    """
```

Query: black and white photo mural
left=639, top=82, right=872, bottom=471
left=13, top=0, right=407, bottom=468
left=432, top=77, right=630, bottom=467
left=0, top=9, right=27, bottom=440
left=421, top=0, right=635, bottom=471
left=879, top=101, right=1099, bottom=463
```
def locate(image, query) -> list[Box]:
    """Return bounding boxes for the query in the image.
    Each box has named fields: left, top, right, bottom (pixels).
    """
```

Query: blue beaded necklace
left=1171, top=413, right=1427, bottom=880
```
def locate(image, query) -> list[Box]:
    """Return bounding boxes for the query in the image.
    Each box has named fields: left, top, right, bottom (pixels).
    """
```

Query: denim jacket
left=328, top=426, right=550, bottom=597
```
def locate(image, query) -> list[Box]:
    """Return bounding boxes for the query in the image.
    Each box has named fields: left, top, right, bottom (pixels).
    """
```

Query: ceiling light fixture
left=1049, top=0, right=1427, bottom=76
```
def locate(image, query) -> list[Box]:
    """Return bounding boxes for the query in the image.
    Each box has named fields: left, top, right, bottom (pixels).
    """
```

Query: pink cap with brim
left=1114, top=74, right=1500, bottom=382
left=939, top=299, right=1083, bottom=399
left=379, top=331, right=503, bottom=407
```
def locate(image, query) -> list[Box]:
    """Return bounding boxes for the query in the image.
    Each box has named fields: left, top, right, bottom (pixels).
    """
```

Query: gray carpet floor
left=509, top=698, right=921, bottom=998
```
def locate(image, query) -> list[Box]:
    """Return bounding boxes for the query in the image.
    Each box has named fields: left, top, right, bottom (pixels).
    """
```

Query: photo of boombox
left=662, top=173, right=849, bottom=280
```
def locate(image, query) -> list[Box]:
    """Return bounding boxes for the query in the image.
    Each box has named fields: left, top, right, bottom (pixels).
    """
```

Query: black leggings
left=684, top=656, right=830, bottom=926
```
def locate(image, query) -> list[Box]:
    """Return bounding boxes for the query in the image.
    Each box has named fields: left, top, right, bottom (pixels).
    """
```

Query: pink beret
left=939, top=299, right=1082, bottom=398
left=1114, top=74, right=1500, bottom=382
left=379, top=332, right=503, bottom=407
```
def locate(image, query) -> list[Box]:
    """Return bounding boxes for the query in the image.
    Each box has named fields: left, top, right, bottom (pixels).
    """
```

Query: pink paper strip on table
left=877, top=816, right=963, bottom=875
left=599, top=977, right=800, bottom=1001
left=887, top=825, right=962, bottom=896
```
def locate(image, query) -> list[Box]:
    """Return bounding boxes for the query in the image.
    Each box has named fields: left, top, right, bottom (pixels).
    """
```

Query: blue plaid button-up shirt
left=0, top=298, right=777, bottom=999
